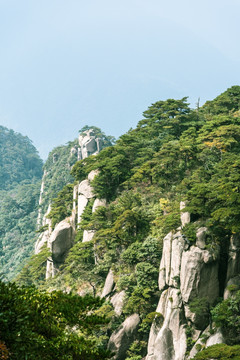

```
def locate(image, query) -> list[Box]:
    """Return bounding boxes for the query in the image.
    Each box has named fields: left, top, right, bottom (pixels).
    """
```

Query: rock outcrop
left=46, top=219, right=75, bottom=278
left=35, top=128, right=108, bottom=279
left=101, top=269, right=115, bottom=298
left=35, top=204, right=52, bottom=254
left=78, top=129, right=104, bottom=160
left=146, top=202, right=221, bottom=360
left=108, top=314, right=140, bottom=360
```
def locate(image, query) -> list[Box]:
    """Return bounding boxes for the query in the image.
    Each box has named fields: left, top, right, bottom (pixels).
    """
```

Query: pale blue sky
left=0, top=0, right=239, bottom=159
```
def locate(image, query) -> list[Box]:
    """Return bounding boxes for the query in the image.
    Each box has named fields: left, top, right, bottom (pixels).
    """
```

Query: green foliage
left=189, top=297, right=211, bottom=330
left=193, top=343, right=240, bottom=359
left=0, top=126, right=43, bottom=190
left=211, top=290, right=240, bottom=344
left=39, top=140, right=78, bottom=218
left=47, top=184, right=74, bottom=229
left=60, top=240, right=102, bottom=296
left=15, top=245, right=51, bottom=286
left=11, top=86, right=240, bottom=359
left=201, top=85, right=240, bottom=115
left=0, top=126, right=43, bottom=280
left=182, top=223, right=197, bottom=243
left=0, top=280, right=111, bottom=359
left=79, top=125, right=116, bottom=146
left=126, top=340, right=147, bottom=360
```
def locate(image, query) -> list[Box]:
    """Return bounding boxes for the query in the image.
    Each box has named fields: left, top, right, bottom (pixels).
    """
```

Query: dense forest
left=1, top=86, right=240, bottom=359
left=0, top=126, right=43, bottom=280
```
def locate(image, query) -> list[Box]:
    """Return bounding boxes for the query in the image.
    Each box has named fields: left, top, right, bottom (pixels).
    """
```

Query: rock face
left=101, top=269, right=115, bottom=298
left=108, top=314, right=140, bottom=360
left=49, top=219, right=75, bottom=263
left=46, top=219, right=75, bottom=278
left=146, top=214, right=220, bottom=360
left=35, top=204, right=52, bottom=254
left=78, top=129, right=103, bottom=160
left=111, top=291, right=126, bottom=316
left=82, top=230, right=95, bottom=243
left=78, top=179, right=95, bottom=199
left=180, top=201, right=190, bottom=227
left=147, top=288, right=187, bottom=360
left=226, top=233, right=240, bottom=283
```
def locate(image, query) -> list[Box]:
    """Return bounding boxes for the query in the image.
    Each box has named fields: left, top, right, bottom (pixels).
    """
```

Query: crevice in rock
left=218, top=234, right=230, bottom=297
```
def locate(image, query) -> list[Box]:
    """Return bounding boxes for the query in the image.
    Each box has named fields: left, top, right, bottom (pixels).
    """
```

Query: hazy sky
left=0, top=0, right=239, bottom=159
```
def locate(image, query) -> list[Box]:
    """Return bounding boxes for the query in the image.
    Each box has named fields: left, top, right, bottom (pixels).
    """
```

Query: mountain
left=2, top=86, right=240, bottom=359
left=0, top=126, right=43, bottom=280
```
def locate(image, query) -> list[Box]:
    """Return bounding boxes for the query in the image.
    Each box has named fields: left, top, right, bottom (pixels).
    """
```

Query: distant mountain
left=0, top=126, right=43, bottom=280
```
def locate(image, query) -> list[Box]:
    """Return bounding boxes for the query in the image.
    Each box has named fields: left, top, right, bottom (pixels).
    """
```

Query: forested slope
left=0, top=126, right=43, bottom=280
left=3, top=86, right=240, bottom=359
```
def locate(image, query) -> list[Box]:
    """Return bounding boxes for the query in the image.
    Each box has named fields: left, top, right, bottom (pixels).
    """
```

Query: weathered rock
left=206, top=329, right=225, bottom=347
left=169, top=232, right=185, bottom=288
left=159, top=232, right=172, bottom=290
left=48, top=219, right=75, bottom=263
left=146, top=288, right=187, bottom=360
left=88, top=169, right=99, bottom=182
left=108, top=314, right=140, bottom=360
left=78, top=179, right=94, bottom=199
left=226, top=233, right=240, bottom=283
left=70, top=146, right=78, bottom=156
left=101, top=269, right=115, bottom=298
left=180, top=201, right=190, bottom=227
left=111, top=291, right=126, bottom=316
left=92, top=198, right=106, bottom=213
left=73, top=184, right=78, bottom=211
left=180, top=246, right=219, bottom=305
left=35, top=230, right=50, bottom=254
left=159, top=231, right=185, bottom=290
left=35, top=204, right=52, bottom=254
left=82, top=230, right=95, bottom=243
left=196, top=227, right=207, bottom=250
left=188, top=327, right=224, bottom=359
left=78, top=129, right=103, bottom=160
left=46, top=259, right=53, bottom=279
left=77, top=194, right=88, bottom=224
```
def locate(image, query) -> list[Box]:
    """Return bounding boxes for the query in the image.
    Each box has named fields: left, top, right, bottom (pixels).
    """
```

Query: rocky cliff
left=25, top=87, right=240, bottom=359
left=35, top=128, right=109, bottom=278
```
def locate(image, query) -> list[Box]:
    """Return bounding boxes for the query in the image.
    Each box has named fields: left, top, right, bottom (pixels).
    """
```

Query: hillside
left=2, top=86, right=240, bottom=359
left=0, top=127, right=43, bottom=280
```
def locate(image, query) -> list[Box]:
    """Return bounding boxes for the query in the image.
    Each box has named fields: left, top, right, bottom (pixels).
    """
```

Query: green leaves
left=211, top=290, right=240, bottom=345
left=0, top=281, right=111, bottom=359
left=47, top=184, right=74, bottom=229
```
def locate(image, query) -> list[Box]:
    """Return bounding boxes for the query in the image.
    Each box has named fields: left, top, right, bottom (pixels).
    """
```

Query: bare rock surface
left=180, top=246, right=219, bottom=304
left=48, top=219, right=75, bottom=263
left=82, top=230, right=95, bottom=243
left=108, top=314, right=140, bottom=360
left=78, top=179, right=94, bottom=199
left=88, top=169, right=99, bottom=182
left=180, top=201, right=190, bottom=227
left=111, top=291, right=126, bottom=316
left=35, top=230, right=50, bottom=254
left=196, top=227, right=207, bottom=249
left=226, top=233, right=240, bottom=283
left=77, top=194, right=88, bottom=224
left=147, top=289, right=187, bottom=360
left=92, top=198, right=106, bottom=213
left=101, top=269, right=114, bottom=298
left=206, top=329, right=225, bottom=347
left=159, top=231, right=185, bottom=290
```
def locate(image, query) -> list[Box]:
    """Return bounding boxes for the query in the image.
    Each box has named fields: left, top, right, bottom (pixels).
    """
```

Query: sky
left=0, top=0, right=239, bottom=159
